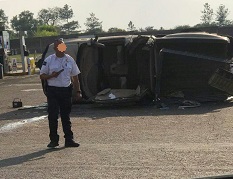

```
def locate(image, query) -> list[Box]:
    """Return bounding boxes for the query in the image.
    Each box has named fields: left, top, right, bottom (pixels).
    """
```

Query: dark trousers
left=47, top=85, right=73, bottom=142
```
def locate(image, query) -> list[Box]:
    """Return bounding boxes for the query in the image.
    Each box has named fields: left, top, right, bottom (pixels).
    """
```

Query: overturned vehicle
left=39, top=32, right=233, bottom=104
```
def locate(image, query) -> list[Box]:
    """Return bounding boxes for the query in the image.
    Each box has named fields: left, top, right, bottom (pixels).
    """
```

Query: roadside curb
left=3, top=68, right=40, bottom=77
left=4, top=72, right=28, bottom=76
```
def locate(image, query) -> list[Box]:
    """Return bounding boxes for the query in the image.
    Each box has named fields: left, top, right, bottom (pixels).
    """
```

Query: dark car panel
left=78, top=35, right=155, bottom=103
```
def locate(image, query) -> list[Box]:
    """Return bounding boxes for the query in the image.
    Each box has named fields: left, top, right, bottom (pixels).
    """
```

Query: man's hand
left=72, top=75, right=82, bottom=102
left=51, top=69, right=64, bottom=78
left=74, top=92, right=82, bottom=102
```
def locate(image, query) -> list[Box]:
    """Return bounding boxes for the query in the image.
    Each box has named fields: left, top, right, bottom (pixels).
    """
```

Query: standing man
left=40, top=38, right=82, bottom=148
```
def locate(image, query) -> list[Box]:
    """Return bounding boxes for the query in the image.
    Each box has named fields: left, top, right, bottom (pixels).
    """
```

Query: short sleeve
left=39, top=56, right=50, bottom=75
left=70, top=56, right=81, bottom=76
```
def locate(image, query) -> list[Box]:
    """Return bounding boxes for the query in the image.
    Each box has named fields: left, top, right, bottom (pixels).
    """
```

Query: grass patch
left=8, top=53, right=41, bottom=62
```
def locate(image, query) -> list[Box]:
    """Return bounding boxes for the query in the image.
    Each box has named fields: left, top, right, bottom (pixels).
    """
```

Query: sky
left=0, top=0, right=233, bottom=31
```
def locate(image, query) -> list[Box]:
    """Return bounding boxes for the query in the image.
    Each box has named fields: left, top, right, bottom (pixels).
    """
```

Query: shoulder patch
left=42, top=61, right=47, bottom=66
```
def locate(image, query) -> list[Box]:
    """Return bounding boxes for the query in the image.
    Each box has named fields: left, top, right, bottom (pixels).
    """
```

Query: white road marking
left=0, top=115, right=47, bottom=133
left=8, top=84, right=41, bottom=87
left=21, top=89, right=43, bottom=92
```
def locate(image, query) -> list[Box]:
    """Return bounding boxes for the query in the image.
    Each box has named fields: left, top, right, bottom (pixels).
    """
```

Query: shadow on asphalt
left=0, top=106, right=48, bottom=121
left=70, top=100, right=233, bottom=120
left=0, top=100, right=233, bottom=121
left=0, top=147, right=65, bottom=168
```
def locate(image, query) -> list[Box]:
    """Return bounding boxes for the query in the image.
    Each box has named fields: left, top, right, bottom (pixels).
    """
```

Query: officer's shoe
left=65, top=140, right=80, bottom=147
left=47, top=141, right=59, bottom=148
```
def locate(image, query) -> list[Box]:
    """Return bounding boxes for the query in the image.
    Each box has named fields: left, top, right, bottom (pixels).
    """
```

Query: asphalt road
left=1, top=73, right=233, bottom=179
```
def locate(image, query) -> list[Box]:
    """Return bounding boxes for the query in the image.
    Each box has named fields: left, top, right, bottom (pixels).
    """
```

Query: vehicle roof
left=161, top=32, right=230, bottom=42
left=97, top=35, right=152, bottom=45
left=98, top=35, right=137, bottom=40
left=63, top=38, right=90, bottom=43
left=43, top=38, right=88, bottom=60
left=98, top=35, right=152, bottom=40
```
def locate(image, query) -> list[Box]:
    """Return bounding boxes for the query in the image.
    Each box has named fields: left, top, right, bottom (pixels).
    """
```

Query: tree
left=127, top=21, right=136, bottom=31
left=84, top=13, right=103, bottom=34
left=38, top=7, right=61, bottom=26
left=60, top=20, right=80, bottom=33
left=0, top=9, right=8, bottom=30
left=145, top=26, right=155, bottom=31
left=159, top=27, right=164, bottom=30
left=201, top=3, right=214, bottom=25
left=138, top=28, right=144, bottom=32
left=139, top=26, right=155, bottom=32
left=174, top=25, right=191, bottom=30
left=215, top=4, right=231, bottom=26
left=108, top=27, right=125, bottom=33
left=194, top=23, right=216, bottom=28
left=38, top=9, right=50, bottom=25
left=11, top=10, right=38, bottom=37
left=59, top=4, right=79, bottom=34
left=59, top=4, right=73, bottom=23
left=8, top=30, right=18, bottom=39
left=34, top=25, right=58, bottom=37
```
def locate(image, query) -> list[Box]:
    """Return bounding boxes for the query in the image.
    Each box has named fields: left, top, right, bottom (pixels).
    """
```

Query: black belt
left=47, top=85, right=72, bottom=90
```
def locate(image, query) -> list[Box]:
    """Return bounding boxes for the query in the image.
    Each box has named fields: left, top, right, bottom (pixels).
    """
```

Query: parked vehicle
left=38, top=32, right=233, bottom=104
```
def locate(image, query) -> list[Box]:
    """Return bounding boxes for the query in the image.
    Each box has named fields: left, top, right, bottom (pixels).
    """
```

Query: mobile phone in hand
left=58, top=69, right=64, bottom=74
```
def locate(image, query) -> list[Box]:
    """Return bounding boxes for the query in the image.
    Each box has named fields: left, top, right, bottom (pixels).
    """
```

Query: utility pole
left=19, top=31, right=26, bottom=73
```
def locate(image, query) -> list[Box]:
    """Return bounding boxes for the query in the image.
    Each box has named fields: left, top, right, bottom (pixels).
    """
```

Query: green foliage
left=8, top=30, right=18, bottom=40
left=10, top=4, right=79, bottom=36
left=199, top=3, right=233, bottom=27
left=0, top=9, right=7, bottom=23
left=145, top=26, right=155, bottom=31
left=60, top=21, right=80, bottom=33
left=0, top=9, right=8, bottom=30
left=11, top=10, right=38, bottom=37
left=127, top=21, right=136, bottom=31
left=159, top=27, right=164, bottom=30
left=38, top=9, right=50, bottom=25
left=59, top=4, right=73, bottom=22
left=37, top=25, right=58, bottom=32
left=58, top=4, right=78, bottom=34
left=201, top=3, right=214, bottom=25
left=139, top=26, right=155, bottom=32
left=10, top=53, right=40, bottom=62
left=0, top=9, right=8, bottom=23
left=37, top=25, right=57, bottom=32
left=6, top=2, right=233, bottom=38
left=194, top=23, right=217, bottom=28
left=34, top=30, right=58, bottom=37
left=35, top=25, right=58, bottom=37
left=108, top=27, right=125, bottom=33
left=84, top=13, right=103, bottom=34
left=173, top=25, right=191, bottom=30
left=216, top=4, right=231, bottom=26
left=38, top=7, right=61, bottom=26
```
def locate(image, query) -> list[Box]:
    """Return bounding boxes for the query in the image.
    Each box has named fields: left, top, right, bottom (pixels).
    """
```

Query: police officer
left=40, top=38, right=82, bottom=148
